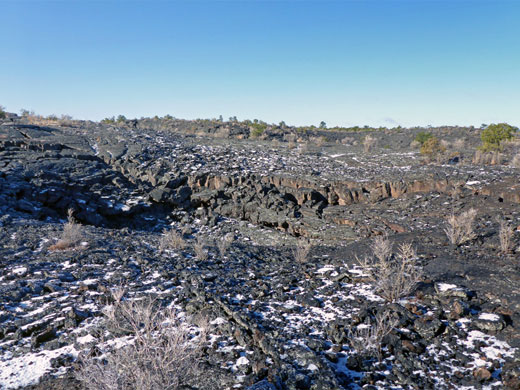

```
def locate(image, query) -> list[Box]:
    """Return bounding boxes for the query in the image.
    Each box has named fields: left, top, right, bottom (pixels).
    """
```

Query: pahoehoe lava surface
left=1, top=116, right=520, bottom=389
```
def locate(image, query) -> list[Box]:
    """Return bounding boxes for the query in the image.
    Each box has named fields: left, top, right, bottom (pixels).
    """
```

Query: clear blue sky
left=1, top=0, right=519, bottom=127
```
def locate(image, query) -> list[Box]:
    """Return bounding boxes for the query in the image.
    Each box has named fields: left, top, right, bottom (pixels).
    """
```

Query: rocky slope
left=0, top=116, right=519, bottom=389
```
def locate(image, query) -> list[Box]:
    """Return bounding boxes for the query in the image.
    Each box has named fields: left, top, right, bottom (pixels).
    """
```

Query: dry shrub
left=216, top=233, right=233, bottom=257
left=284, top=133, right=297, bottom=143
left=292, top=239, right=312, bottom=263
left=510, top=153, right=520, bottom=168
left=472, top=150, right=503, bottom=165
left=498, top=220, right=514, bottom=254
left=341, top=136, right=354, bottom=145
left=453, top=138, right=465, bottom=150
left=75, top=296, right=205, bottom=390
left=420, top=137, right=446, bottom=160
left=445, top=208, right=477, bottom=245
left=370, top=234, right=392, bottom=263
left=410, top=140, right=421, bottom=149
left=159, top=228, right=185, bottom=252
left=357, top=237, right=421, bottom=302
left=363, top=135, right=377, bottom=153
left=214, top=127, right=230, bottom=138
left=440, top=139, right=450, bottom=150
left=49, top=209, right=84, bottom=251
left=296, top=142, right=309, bottom=155
left=309, top=136, right=326, bottom=147
left=193, top=236, right=208, bottom=261
left=348, top=311, right=398, bottom=361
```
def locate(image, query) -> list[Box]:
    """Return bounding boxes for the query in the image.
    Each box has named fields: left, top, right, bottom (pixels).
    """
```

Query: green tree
left=319, top=121, right=327, bottom=129
left=480, top=123, right=518, bottom=151
left=415, top=131, right=433, bottom=145
left=116, top=114, right=127, bottom=123
left=0, top=105, right=6, bottom=119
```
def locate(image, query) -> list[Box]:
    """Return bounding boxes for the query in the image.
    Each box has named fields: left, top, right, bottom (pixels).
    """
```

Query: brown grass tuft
left=49, top=209, right=84, bottom=251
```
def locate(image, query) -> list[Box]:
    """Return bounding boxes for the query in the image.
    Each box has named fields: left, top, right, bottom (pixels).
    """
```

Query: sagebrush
left=75, top=296, right=206, bottom=390
left=357, top=236, right=421, bottom=302
left=445, top=208, right=477, bottom=245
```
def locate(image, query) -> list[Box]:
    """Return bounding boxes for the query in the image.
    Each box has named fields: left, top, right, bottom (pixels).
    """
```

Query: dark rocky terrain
left=1, top=114, right=519, bottom=389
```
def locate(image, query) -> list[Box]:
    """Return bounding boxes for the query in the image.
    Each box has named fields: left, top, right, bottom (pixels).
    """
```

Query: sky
left=1, top=0, right=519, bottom=127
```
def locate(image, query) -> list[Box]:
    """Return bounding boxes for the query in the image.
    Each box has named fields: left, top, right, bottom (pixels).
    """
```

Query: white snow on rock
left=478, top=313, right=501, bottom=321
left=11, top=266, right=27, bottom=276
left=76, top=334, right=96, bottom=345
left=436, top=283, right=458, bottom=292
left=0, top=345, right=77, bottom=389
left=236, top=356, right=249, bottom=366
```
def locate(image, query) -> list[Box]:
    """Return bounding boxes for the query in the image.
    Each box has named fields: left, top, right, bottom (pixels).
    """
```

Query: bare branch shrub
left=159, top=228, right=185, bottom=252
left=363, top=135, right=377, bottom=153
left=370, top=234, right=392, bottom=263
left=292, top=239, right=312, bottom=263
left=498, top=220, right=514, bottom=254
left=75, top=297, right=205, bottom=390
left=193, top=236, right=208, bottom=261
left=348, top=311, right=398, bottom=361
left=445, top=208, right=477, bottom=245
left=357, top=238, right=421, bottom=302
left=49, top=209, right=84, bottom=251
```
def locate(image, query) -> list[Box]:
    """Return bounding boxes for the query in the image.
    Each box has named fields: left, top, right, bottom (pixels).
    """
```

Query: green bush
left=420, top=136, right=446, bottom=156
left=480, top=123, right=517, bottom=151
left=415, top=131, right=433, bottom=145
left=101, top=116, right=115, bottom=124
left=250, top=122, right=267, bottom=137
left=0, top=105, right=6, bottom=119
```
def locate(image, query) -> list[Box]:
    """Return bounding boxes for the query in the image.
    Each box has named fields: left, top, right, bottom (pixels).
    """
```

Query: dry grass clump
left=193, top=236, right=208, bottom=261
left=49, top=209, right=84, bottom=251
left=75, top=295, right=206, bottom=390
left=498, top=220, right=514, bottom=254
left=292, top=239, right=312, bottom=263
left=357, top=236, right=421, bottom=302
left=348, top=311, right=398, bottom=361
left=363, top=135, right=377, bottom=153
left=445, top=208, right=477, bottom=245
left=159, top=228, right=185, bottom=252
